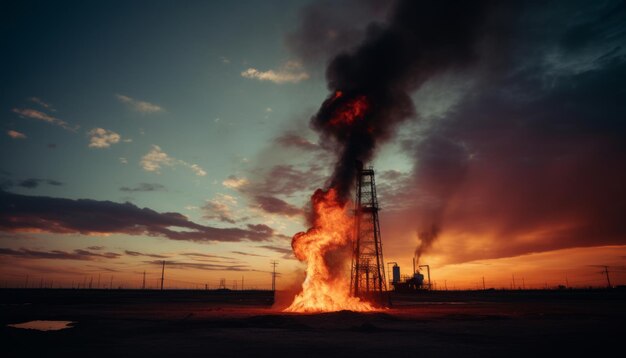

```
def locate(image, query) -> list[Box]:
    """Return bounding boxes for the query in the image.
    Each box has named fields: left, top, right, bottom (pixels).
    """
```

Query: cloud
left=180, top=252, right=236, bottom=261
left=145, top=260, right=252, bottom=272
left=0, top=247, right=121, bottom=260
left=119, top=183, right=166, bottom=192
left=363, top=1, right=626, bottom=265
left=13, top=178, right=64, bottom=189
left=241, top=61, right=309, bottom=84
left=116, top=94, right=163, bottom=114
left=124, top=250, right=168, bottom=259
left=87, top=246, right=104, bottom=250
left=11, top=108, right=75, bottom=131
left=87, top=128, right=122, bottom=148
left=7, top=130, right=26, bottom=139
left=222, top=175, right=248, bottom=189
left=274, top=132, right=320, bottom=151
left=253, top=195, right=302, bottom=216
left=231, top=251, right=266, bottom=257
left=0, top=190, right=277, bottom=243
left=119, top=157, right=128, bottom=164
left=202, top=193, right=240, bottom=223
left=140, top=145, right=206, bottom=176
left=184, top=162, right=207, bottom=177
left=28, top=97, right=55, bottom=111
left=259, top=245, right=295, bottom=259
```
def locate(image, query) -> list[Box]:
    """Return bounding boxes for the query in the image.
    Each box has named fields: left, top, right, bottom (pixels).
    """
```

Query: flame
left=284, top=188, right=375, bottom=313
left=329, top=94, right=369, bottom=126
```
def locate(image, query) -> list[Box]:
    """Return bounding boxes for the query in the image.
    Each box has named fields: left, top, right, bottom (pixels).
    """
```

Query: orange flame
left=284, top=188, right=375, bottom=313
left=329, top=94, right=369, bottom=126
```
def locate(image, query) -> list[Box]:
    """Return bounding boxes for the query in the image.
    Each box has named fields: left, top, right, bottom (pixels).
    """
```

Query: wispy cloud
left=119, top=183, right=166, bottom=192
left=140, top=145, right=206, bottom=176
left=0, top=247, right=121, bottom=261
left=124, top=250, right=168, bottom=259
left=241, top=61, right=309, bottom=84
left=7, top=130, right=26, bottom=139
left=116, top=94, right=164, bottom=114
left=145, top=260, right=251, bottom=272
left=202, top=193, right=240, bottom=223
left=12, top=108, right=76, bottom=131
left=87, top=128, right=122, bottom=148
left=17, top=178, right=63, bottom=189
left=28, top=97, right=55, bottom=112
left=222, top=175, right=248, bottom=189
left=140, top=145, right=174, bottom=172
left=2, top=178, right=64, bottom=190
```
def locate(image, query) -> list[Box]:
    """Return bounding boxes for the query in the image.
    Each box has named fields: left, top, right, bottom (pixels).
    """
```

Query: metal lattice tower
left=350, top=162, right=387, bottom=300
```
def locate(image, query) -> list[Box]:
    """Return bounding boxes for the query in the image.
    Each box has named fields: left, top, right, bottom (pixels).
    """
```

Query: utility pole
left=142, top=271, right=146, bottom=290
left=512, top=274, right=516, bottom=289
left=522, top=277, right=525, bottom=290
left=241, top=276, right=244, bottom=291
left=110, top=276, right=113, bottom=289
left=603, top=266, right=612, bottom=288
left=271, top=260, right=278, bottom=291
left=565, top=274, right=569, bottom=288
left=97, top=274, right=101, bottom=289
left=482, top=276, right=486, bottom=290
left=160, top=260, right=165, bottom=291
left=25, top=275, right=29, bottom=288
left=89, top=276, right=93, bottom=289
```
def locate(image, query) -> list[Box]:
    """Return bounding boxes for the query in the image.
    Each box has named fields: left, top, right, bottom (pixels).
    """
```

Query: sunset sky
left=2, top=0, right=625, bottom=290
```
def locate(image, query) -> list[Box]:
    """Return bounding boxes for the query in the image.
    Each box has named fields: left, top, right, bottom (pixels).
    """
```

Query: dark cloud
left=0, top=247, right=121, bottom=260
left=231, top=251, right=266, bottom=257
left=124, top=250, right=168, bottom=259
left=287, top=0, right=391, bottom=68
left=144, top=260, right=252, bottom=272
left=301, top=0, right=495, bottom=199
left=253, top=195, right=302, bottom=217
left=247, top=164, right=324, bottom=197
left=180, top=252, right=236, bottom=261
left=14, top=178, right=64, bottom=189
left=0, top=190, right=276, bottom=243
left=87, top=246, right=104, bottom=250
left=119, top=183, right=166, bottom=192
left=274, top=132, right=320, bottom=151
left=379, top=0, right=626, bottom=264
left=259, top=245, right=295, bottom=260
left=202, top=197, right=239, bottom=224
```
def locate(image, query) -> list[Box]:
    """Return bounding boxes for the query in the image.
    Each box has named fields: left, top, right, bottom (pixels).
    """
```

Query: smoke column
left=308, top=0, right=491, bottom=198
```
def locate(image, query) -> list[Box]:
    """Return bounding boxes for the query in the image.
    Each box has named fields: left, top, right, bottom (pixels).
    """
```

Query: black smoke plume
left=307, top=0, right=492, bottom=199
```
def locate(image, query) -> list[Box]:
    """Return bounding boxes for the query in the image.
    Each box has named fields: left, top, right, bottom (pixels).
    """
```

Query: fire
left=284, top=188, right=374, bottom=313
left=329, top=94, right=369, bottom=126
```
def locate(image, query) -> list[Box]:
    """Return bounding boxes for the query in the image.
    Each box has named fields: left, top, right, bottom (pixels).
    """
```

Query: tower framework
left=350, top=163, right=387, bottom=300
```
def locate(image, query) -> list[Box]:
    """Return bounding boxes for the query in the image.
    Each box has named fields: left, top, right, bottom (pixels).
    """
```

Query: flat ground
left=1, top=289, right=624, bottom=357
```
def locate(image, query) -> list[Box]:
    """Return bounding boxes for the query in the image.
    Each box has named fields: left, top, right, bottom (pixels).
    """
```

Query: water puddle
left=7, top=320, right=75, bottom=331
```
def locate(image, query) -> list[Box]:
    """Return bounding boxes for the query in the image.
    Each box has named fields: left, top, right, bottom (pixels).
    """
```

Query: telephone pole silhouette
left=142, top=271, right=146, bottom=290
left=271, top=260, right=278, bottom=291
left=602, top=266, right=612, bottom=288
left=160, top=261, right=165, bottom=290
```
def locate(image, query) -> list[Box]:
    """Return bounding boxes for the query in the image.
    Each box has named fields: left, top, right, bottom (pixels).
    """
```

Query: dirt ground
left=1, top=289, right=624, bottom=357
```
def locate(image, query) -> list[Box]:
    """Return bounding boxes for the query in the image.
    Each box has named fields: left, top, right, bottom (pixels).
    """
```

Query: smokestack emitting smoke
left=415, top=224, right=439, bottom=265
left=286, top=0, right=492, bottom=312
left=311, top=0, right=490, bottom=200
